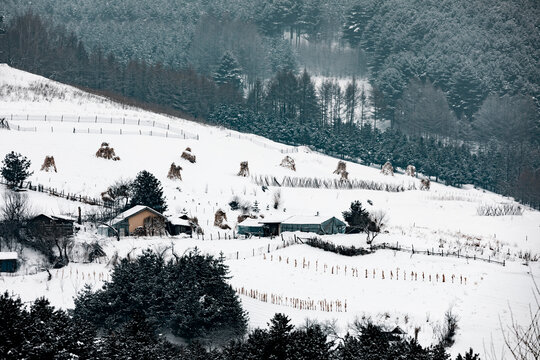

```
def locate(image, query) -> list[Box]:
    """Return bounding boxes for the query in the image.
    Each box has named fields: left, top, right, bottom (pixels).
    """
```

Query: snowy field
left=0, top=65, right=539, bottom=357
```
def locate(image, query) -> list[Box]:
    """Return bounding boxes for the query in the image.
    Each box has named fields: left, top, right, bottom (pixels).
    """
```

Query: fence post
left=268, top=244, right=270, bottom=253
left=51, top=126, right=53, bottom=133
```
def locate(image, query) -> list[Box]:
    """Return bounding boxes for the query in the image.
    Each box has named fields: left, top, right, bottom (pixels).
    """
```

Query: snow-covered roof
left=282, top=215, right=338, bottom=225
left=259, top=215, right=290, bottom=224
left=169, top=217, right=191, bottom=226
left=111, top=205, right=164, bottom=225
left=238, top=218, right=264, bottom=227
left=0, top=252, right=18, bottom=260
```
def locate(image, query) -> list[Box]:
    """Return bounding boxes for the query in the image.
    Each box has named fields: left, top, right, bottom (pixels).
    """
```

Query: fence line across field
left=3, top=114, right=199, bottom=140
left=0, top=179, right=112, bottom=208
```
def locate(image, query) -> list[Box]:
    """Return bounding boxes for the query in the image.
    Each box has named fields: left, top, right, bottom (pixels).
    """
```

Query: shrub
left=305, top=238, right=371, bottom=256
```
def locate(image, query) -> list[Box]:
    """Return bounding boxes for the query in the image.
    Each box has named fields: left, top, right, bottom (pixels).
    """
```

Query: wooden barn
left=28, top=214, right=75, bottom=237
left=237, top=218, right=265, bottom=237
left=280, top=215, right=346, bottom=235
left=99, top=205, right=166, bottom=237
left=0, top=252, right=18, bottom=272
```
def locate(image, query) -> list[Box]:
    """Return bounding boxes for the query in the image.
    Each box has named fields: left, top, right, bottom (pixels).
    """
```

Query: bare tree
left=365, top=209, right=387, bottom=245
left=500, top=274, right=540, bottom=360
left=0, top=191, right=32, bottom=250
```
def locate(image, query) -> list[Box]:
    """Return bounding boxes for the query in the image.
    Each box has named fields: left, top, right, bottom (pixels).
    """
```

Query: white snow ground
left=0, top=64, right=539, bottom=357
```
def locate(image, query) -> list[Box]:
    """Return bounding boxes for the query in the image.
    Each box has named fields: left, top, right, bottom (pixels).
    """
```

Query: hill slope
left=0, top=65, right=539, bottom=357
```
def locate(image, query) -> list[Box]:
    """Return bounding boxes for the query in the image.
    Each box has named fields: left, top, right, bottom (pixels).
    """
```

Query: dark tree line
left=342, top=0, right=540, bottom=123
left=1, top=13, right=539, bottom=209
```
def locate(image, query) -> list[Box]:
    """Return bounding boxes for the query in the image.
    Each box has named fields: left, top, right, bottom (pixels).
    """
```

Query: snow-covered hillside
left=0, top=65, right=538, bottom=357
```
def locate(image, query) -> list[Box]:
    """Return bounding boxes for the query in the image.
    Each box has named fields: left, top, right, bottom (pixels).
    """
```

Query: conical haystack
left=181, top=147, right=196, bottom=163
left=381, top=161, right=394, bottom=176
left=96, top=142, right=120, bottom=161
left=167, top=163, right=182, bottom=180
left=238, top=161, right=250, bottom=177
left=334, top=161, right=347, bottom=175
left=280, top=156, right=296, bottom=171
left=40, top=156, right=57, bottom=172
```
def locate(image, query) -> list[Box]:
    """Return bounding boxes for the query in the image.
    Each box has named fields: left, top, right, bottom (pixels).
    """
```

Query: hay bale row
left=252, top=175, right=416, bottom=192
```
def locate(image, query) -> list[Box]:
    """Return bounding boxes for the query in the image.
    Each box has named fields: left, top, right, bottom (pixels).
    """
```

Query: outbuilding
left=0, top=252, right=18, bottom=272
left=167, top=216, right=193, bottom=236
left=280, top=215, right=346, bottom=235
left=237, top=218, right=265, bottom=237
left=28, top=214, right=75, bottom=237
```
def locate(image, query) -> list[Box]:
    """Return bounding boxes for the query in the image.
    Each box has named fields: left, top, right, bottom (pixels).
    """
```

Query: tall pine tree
left=214, top=51, right=243, bottom=91
left=130, top=170, right=167, bottom=213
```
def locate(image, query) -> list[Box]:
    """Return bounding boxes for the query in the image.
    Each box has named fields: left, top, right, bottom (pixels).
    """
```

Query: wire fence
left=2, top=114, right=199, bottom=140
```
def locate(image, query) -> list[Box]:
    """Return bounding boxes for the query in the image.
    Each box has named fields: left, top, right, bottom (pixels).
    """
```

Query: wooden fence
left=0, top=180, right=111, bottom=208
left=2, top=114, right=199, bottom=140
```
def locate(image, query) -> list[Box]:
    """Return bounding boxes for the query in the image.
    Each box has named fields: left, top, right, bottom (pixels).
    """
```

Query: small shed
left=281, top=215, right=346, bottom=235
left=167, top=217, right=192, bottom=236
left=237, top=218, right=265, bottom=237
left=28, top=214, right=75, bottom=237
left=0, top=252, right=18, bottom=272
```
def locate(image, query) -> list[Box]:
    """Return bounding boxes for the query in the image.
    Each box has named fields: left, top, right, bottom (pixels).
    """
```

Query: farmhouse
left=280, top=215, right=346, bottom=235
left=237, top=218, right=265, bottom=237
left=99, top=205, right=166, bottom=237
left=28, top=214, right=75, bottom=237
left=0, top=252, right=18, bottom=272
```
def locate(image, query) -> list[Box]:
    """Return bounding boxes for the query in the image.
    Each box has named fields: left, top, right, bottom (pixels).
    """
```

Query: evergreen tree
left=297, top=69, right=319, bottom=126
left=342, top=3, right=376, bottom=47
left=342, top=201, right=371, bottom=232
left=130, top=170, right=167, bottom=213
left=456, top=348, right=480, bottom=360
left=214, top=51, right=243, bottom=91
left=1, top=151, right=33, bottom=187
